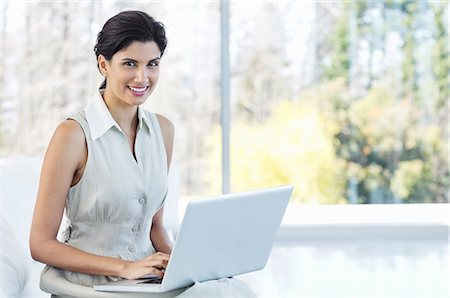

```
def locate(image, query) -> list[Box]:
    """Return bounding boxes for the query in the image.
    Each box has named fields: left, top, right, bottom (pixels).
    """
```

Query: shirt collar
left=84, top=90, right=152, bottom=141
left=137, top=103, right=153, bottom=134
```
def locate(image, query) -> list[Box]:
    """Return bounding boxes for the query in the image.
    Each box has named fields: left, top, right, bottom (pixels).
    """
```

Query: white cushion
left=1, top=157, right=42, bottom=248
left=1, top=216, right=30, bottom=297
left=1, top=156, right=46, bottom=297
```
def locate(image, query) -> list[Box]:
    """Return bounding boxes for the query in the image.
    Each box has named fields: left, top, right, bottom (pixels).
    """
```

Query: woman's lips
left=127, top=86, right=149, bottom=96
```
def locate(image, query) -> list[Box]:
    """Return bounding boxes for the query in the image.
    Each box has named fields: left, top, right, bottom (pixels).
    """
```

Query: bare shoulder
left=155, top=113, right=175, bottom=139
left=53, top=119, right=85, bottom=143
left=155, top=114, right=174, bottom=168
left=48, top=119, right=86, bottom=168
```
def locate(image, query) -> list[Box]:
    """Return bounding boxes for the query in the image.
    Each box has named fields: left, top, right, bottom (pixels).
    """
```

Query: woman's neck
left=102, top=88, right=138, bottom=134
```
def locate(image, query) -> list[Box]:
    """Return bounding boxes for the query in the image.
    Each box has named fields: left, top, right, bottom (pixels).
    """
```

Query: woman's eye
left=124, top=61, right=136, bottom=67
left=148, top=62, right=159, bottom=67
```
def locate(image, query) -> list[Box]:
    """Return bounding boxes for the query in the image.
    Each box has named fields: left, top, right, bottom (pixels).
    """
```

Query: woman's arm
left=156, top=114, right=174, bottom=171
left=30, top=120, right=168, bottom=279
left=152, top=114, right=175, bottom=253
left=151, top=208, right=173, bottom=254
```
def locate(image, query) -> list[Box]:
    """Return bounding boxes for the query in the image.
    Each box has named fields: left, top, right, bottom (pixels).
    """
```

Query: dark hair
left=94, top=11, right=167, bottom=89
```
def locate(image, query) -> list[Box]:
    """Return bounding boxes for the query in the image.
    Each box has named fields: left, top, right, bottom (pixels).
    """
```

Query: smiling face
left=98, top=40, right=161, bottom=107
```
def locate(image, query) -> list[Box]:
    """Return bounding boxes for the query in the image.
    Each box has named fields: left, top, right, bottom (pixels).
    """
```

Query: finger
left=146, top=253, right=170, bottom=261
left=141, top=258, right=168, bottom=269
left=154, top=252, right=170, bottom=259
left=147, top=267, right=165, bottom=278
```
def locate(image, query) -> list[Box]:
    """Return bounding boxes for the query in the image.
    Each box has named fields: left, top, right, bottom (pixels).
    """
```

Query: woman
left=30, top=11, right=256, bottom=297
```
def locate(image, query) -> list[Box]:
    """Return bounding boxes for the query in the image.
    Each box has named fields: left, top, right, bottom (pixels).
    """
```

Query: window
left=222, top=1, right=448, bottom=204
left=1, top=1, right=447, bottom=205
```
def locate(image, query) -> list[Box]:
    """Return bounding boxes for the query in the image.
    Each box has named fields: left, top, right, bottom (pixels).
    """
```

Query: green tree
left=430, top=2, right=450, bottom=203
left=400, top=0, right=419, bottom=102
left=324, top=2, right=350, bottom=82
left=431, top=2, right=449, bottom=111
left=317, top=1, right=448, bottom=203
left=298, top=79, right=447, bottom=203
left=338, top=83, right=445, bottom=203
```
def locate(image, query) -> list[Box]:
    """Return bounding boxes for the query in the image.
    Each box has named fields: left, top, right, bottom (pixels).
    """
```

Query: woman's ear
left=97, top=55, right=109, bottom=77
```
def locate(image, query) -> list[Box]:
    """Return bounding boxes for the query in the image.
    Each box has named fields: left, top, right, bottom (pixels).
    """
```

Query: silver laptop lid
left=161, top=185, right=293, bottom=292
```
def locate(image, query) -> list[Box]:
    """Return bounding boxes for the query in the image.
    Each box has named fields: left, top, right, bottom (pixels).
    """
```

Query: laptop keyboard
left=138, top=278, right=162, bottom=285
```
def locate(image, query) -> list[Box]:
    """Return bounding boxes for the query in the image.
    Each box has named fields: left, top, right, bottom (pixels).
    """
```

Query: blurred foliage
left=391, top=160, right=425, bottom=201
left=206, top=76, right=448, bottom=203
left=432, top=2, right=450, bottom=110
left=337, top=84, right=446, bottom=203
left=290, top=78, right=447, bottom=203
left=400, top=0, right=419, bottom=101
left=206, top=100, right=347, bottom=204
left=324, top=4, right=350, bottom=81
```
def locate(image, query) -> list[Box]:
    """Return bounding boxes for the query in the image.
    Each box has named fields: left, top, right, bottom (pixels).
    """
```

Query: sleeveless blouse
left=63, top=108, right=168, bottom=260
left=40, top=91, right=170, bottom=289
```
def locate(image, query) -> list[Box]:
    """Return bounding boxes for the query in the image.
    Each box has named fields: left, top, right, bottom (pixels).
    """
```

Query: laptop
left=94, top=185, right=293, bottom=293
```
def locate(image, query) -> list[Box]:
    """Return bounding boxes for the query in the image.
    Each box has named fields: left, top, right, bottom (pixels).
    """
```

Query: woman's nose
left=134, top=68, right=149, bottom=85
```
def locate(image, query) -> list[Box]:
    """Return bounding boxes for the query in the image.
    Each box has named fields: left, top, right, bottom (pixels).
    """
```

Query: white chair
left=1, top=156, right=181, bottom=297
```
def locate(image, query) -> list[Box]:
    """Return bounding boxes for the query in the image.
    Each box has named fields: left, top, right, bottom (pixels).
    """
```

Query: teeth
left=129, top=86, right=147, bottom=92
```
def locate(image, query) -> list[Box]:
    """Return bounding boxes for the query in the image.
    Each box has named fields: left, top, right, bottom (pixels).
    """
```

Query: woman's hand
left=121, top=252, right=170, bottom=280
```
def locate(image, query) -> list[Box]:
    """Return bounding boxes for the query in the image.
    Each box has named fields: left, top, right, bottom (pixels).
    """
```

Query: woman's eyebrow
left=121, top=57, right=161, bottom=63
